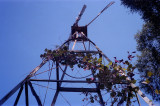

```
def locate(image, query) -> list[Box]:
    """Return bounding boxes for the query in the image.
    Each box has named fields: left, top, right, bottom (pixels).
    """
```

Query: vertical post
left=97, top=53, right=104, bottom=106
left=59, top=66, right=67, bottom=86
left=83, top=41, right=86, bottom=50
left=51, top=61, right=60, bottom=106
left=97, top=90, right=105, bottom=106
left=88, top=40, right=91, bottom=51
left=14, top=86, right=23, bottom=106
left=56, top=61, right=60, bottom=89
left=25, top=82, right=29, bottom=106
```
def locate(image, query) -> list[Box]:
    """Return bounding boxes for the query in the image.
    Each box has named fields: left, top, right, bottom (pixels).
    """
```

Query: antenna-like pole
left=87, top=1, right=115, bottom=26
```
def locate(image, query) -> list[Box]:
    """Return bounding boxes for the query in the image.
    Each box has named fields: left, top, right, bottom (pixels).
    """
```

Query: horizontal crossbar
left=30, top=79, right=99, bottom=83
left=59, top=87, right=98, bottom=92
left=30, top=79, right=128, bottom=84
left=68, top=50, right=100, bottom=53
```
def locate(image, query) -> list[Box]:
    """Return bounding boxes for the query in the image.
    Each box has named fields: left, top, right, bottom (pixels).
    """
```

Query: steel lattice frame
left=0, top=2, right=154, bottom=106
left=0, top=31, right=111, bottom=106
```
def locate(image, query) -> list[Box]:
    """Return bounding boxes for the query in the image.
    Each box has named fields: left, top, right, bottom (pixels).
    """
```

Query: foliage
left=135, top=23, right=160, bottom=101
left=121, top=0, right=160, bottom=101
left=40, top=46, right=139, bottom=105
left=121, top=0, right=160, bottom=27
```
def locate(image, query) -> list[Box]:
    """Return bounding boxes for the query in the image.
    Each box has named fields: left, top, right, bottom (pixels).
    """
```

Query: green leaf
left=127, top=67, right=131, bottom=72
left=88, top=60, right=92, bottom=63
left=94, top=57, right=97, bottom=61
left=106, top=65, right=109, bottom=69
left=83, top=58, right=86, bottom=62
left=98, top=57, right=102, bottom=63
left=122, top=68, right=127, bottom=71
left=128, top=64, right=132, bottom=68
left=115, top=65, right=121, bottom=70
left=131, top=80, right=136, bottom=84
left=99, top=67, right=103, bottom=71
left=155, top=89, right=159, bottom=94
left=108, top=62, right=112, bottom=66
left=147, top=71, right=153, bottom=77
left=145, top=78, right=150, bottom=84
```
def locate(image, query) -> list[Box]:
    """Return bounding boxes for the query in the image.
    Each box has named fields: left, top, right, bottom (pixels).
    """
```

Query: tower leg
left=97, top=90, right=105, bottom=106
left=14, top=86, right=23, bottom=106
left=51, top=65, right=67, bottom=106
left=51, top=90, right=59, bottom=106
left=25, top=82, right=29, bottom=106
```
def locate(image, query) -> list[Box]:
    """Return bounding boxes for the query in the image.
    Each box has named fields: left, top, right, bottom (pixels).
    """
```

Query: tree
left=135, top=23, right=160, bottom=101
left=121, top=0, right=160, bottom=101
left=121, top=0, right=160, bottom=27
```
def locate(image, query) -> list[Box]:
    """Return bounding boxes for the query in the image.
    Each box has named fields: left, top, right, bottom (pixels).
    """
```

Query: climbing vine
left=40, top=46, right=151, bottom=105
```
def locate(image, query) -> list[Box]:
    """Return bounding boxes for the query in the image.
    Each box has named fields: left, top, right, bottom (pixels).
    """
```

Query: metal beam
left=51, top=65, right=67, bottom=106
left=56, top=62, right=60, bottom=89
left=51, top=91, right=59, bottom=106
left=0, top=60, right=46, bottom=105
left=25, top=82, right=29, bottom=106
left=0, top=80, right=26, bottom=105
left=14, top=86, right=24, bottom=106
left=28, top=82, right=42, bottom=106
left=30, top=79, right=100, bottom=83
left=30, top=79, right=128, bottom=85
left=68, top=50, right=100, bottom=53
left=97, top=90, right=105, bottom=106
left=59, top=87, right=98, bottom=92
left=59, top=66, right=67, bottom=86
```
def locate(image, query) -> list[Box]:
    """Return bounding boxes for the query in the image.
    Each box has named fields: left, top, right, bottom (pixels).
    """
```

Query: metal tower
left=0, top=2, right=154, bottom=106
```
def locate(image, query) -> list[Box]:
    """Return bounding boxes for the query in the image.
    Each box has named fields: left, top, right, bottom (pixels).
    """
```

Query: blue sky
left=1, top=0, right=156, bottom=105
